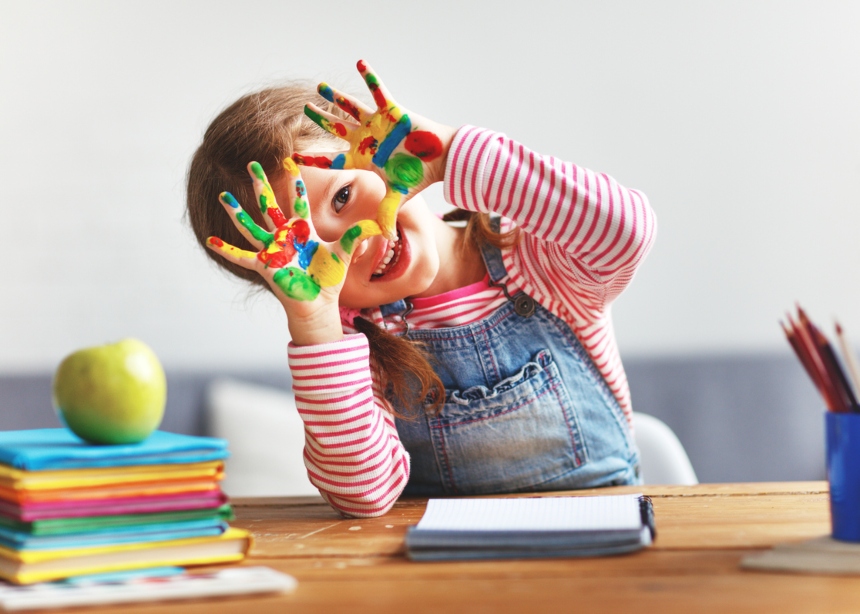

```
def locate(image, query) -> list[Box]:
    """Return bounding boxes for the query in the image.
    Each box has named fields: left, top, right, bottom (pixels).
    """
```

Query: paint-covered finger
left=338, top=219, right=382, bottom=259
left=206, top=236, right=258, bottom=270
left=317, top=82, right=372, bottom=123
left=305, top=103, right=357, bottom=140
left=377, top=190, right=403, bottom=241
left=292, top=151, right=355, bottom=171
left=281, top=158, right=311, bottom=220
left=219, top=191, right=273, bottom=249
left=247, top=162, right=287, bottom=229
left=356, top=60, right=397, bottom=112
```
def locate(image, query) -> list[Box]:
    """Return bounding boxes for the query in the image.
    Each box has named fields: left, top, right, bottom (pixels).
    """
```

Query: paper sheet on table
left=415, top=494, right=644, bottom=532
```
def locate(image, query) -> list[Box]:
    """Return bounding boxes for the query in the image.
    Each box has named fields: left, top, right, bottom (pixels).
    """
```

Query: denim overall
left=382, top=238, right=641, bottom=497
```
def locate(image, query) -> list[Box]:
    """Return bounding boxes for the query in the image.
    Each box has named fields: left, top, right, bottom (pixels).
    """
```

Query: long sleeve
left=288, top=334, right=410, bottom=517
left=444, top=126, right=657, bottom=422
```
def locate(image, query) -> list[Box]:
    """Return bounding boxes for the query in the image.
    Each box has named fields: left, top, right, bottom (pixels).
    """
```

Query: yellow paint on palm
left=308, top=247, right=345, bottom=288
left=346, top=107, right=402, bottom=169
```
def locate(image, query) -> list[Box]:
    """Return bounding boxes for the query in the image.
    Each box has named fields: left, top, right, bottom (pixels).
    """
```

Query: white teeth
left=372, top=233, right=400, bottom=276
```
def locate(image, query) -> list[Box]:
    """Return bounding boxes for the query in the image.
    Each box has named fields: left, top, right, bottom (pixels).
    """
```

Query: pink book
left=0, top=492, right=227, bottom=521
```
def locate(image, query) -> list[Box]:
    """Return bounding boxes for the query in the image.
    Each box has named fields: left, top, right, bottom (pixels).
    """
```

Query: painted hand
left=294, top=60, right=454, bottom=240
left=206, top=159, right=381, bottom=307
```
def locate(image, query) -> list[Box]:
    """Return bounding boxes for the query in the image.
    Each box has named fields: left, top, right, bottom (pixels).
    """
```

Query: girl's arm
left=288, top=335, right=409, bottom=517
left=444, top=126, right=657, bottom=311
left=206, top=161, right=407, bottom=518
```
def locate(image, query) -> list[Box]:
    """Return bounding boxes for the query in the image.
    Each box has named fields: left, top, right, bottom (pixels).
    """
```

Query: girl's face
left=274, top=166, right=443, bottom=309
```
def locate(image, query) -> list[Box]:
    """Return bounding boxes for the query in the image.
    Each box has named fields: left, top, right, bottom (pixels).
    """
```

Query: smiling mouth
left=371, top=223, right=403, bottom=280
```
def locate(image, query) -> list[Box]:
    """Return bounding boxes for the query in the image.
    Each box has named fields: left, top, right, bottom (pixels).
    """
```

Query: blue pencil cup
left=826, top=412, right=860, bottom=542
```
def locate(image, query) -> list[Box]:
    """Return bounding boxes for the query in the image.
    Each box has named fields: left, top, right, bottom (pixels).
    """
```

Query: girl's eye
left=333, top=185, right=350, bottom=212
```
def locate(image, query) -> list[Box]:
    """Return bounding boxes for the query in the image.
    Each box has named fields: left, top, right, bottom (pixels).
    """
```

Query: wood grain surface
left=62, top=482, right=860, bottom=614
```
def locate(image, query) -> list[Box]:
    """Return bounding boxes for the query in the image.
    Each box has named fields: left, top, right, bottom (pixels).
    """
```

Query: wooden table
left=86, top=482, right=860, bottom=613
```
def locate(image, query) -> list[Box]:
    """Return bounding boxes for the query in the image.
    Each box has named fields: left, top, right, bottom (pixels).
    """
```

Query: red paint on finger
left=333, top=122, right=347, bottom=137
left=293, top=153, right=332, bottom=169
left=404, top=131, right=443, bottom=161
left=357, top=60, right=367, bottom=73
left=371, top=87, right=387, bottom=110
left=337, top=96, right=361, bottom=121
left=267, top=208, right=287, bottom=227
left=207, top=237, right=224, bottom=247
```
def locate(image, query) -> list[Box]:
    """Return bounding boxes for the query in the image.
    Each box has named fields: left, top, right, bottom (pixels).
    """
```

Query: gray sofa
left=0, top=352, right=825, bottom=483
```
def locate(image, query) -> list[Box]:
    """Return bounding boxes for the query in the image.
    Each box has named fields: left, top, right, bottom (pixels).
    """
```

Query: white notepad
left=416, top=495, right=645, bottom=532
left=406, top=494, right=655, bottom=561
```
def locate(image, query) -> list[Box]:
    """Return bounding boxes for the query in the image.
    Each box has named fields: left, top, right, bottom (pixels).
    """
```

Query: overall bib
left=383, top=238, right=641, bottom=497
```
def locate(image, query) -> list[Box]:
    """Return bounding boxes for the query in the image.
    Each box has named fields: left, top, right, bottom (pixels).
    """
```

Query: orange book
left=0, top=478, right=221, bottom=504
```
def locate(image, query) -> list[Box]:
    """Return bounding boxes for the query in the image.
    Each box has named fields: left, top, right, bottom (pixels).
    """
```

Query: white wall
left=2, top=0, right=859, bottom=372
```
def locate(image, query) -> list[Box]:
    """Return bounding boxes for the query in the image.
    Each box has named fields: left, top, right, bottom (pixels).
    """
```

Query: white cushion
left=633, top=413, right=699, bottom=485
left=206, top=378, right=318, bottom=497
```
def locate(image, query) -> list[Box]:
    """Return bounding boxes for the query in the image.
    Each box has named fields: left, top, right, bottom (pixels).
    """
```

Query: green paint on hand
left=250, top=161, right=266, bottom=181
left=304, top=105, right=324, bottom=125
left=384, top=153, right=424, bottom=193
left=294, top=198, right=309, bottom=219
left=273, top=267, right=321, bottom=301
left=237, top=210, right=273, bottom=245
left=340, top=225, right=364, bottom=254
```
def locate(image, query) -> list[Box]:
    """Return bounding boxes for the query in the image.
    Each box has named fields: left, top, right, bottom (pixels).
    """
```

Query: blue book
left=0, top=430, right=229, bottom=471
left=0, top=520, right=229, bottom=551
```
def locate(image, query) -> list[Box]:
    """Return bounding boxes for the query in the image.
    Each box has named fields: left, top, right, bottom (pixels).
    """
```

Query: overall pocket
left=428, top=349, right=588, bottom=495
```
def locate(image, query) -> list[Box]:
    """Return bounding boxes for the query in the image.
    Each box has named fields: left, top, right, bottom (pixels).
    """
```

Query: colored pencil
left=782, top=306, right=859, bottom=413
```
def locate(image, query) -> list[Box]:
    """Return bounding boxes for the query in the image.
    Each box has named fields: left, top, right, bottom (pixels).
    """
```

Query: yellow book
left=0, top=527, right=252, bottom=584
left=0, top=461, right=224, bottom=491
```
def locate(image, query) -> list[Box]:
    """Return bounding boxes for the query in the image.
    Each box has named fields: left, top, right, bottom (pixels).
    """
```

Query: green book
left=0, top=505, right=234, bottom=536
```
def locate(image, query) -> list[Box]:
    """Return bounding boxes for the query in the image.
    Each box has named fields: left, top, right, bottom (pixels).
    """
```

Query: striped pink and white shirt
left=288, top=126, right=657, bottom=517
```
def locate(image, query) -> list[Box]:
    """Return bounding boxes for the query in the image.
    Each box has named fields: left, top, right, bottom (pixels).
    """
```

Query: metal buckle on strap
left=401, top=300, right=414, bottom=335
left=487, top=278, right=535, bottom=318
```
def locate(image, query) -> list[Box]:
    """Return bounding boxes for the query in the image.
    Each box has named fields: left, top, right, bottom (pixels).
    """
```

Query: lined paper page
left=415, top=495, right=644, bottom=532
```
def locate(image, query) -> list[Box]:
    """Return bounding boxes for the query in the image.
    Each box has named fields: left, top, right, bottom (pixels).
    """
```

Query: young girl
left=186, top=60, right=656, bottom=518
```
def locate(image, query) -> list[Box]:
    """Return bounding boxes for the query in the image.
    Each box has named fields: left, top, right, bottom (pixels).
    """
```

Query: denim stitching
left=430, top=385, right=553, bottom=429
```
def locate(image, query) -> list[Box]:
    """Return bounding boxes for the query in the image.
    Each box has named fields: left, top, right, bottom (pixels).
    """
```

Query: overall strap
left=380, top=299, right=410, bottom=318
left=479, top=216, right=508, bottom=284
left=378, top=215, right=533, bottom=320
left=480, top=216, right=536, bottom=318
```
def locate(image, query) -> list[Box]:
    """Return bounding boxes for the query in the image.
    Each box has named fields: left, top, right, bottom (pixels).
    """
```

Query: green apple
left=52, top=339, right=167, bottom=445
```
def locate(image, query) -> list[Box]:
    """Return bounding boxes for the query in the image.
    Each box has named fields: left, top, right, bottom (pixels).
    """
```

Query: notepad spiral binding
left=638, top=496, right=656, bottom=540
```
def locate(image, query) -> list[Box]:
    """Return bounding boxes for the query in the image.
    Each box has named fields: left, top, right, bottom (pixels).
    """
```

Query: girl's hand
left=206, top=160, right=380, bottom=342
left=294, top=60, right=456, bottom=240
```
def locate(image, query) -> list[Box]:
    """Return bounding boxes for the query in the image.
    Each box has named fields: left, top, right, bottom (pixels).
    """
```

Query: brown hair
left=186, top=83, right=519, bottom=417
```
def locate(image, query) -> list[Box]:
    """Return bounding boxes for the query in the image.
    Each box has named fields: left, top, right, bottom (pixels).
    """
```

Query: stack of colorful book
left=0, top=429, right=251, bottom=584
